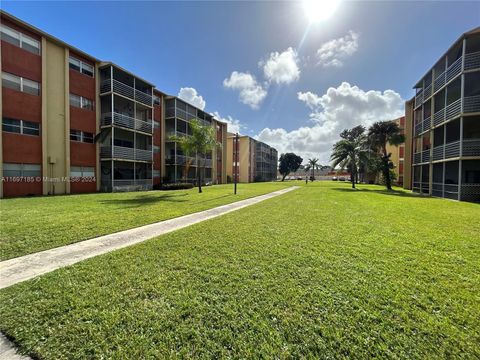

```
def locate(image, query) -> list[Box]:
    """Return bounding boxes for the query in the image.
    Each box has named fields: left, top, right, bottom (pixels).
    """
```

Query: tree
left=170, top=119, right=221, bottom=193
left=278, top=153, right=303, bottom=181
left=330, top=134, right=368, bottom=189
left=367, top=121, right=405, bottom=190
left=307, top=158, right=320, bottom=181
left=340, top=125, right=366, bottom=183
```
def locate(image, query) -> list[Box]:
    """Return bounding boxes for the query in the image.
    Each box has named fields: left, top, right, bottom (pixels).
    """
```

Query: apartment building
left=0, top=11, right=227, bottom=198
left=164, top=96, right=227, bottom=184
left=226, top=134, right=278, bottom=183
left=404, top=27, right=480, bottom=202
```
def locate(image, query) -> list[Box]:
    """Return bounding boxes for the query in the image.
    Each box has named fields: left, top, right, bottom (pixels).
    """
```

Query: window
left=153, top=95, right=161, bottom=105
left=2, top=118, right=39, bottom=136
left=0, top=24, right=41, bottom=55
left=70, top=166, right=95, bottom=178
left=2, top=72, right=40, bottom=95
left=153, top=145, right=160, bottom=153
left=69, top=56, right=94, bottom=77
left=3, top=163, right=41, bottom=177
left=153, top=169, right=161, bottom=177
left=154, top=121, right=160, bottom=128
left=69, top=94, right=94, bottom=110
left=70, top=130, right=94, bottom=143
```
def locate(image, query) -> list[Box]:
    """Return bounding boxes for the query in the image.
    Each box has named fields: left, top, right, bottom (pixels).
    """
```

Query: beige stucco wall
left=42, top=38, right=69, bottom=195
left=403, top=99, right=414, bottom=190
left=226, top=135, right=251, bottom=183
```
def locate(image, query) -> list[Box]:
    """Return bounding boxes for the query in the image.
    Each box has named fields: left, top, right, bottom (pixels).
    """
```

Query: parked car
left=332, top=176, right=338, bottom=181
left=339, top=177, right=346, bottom=181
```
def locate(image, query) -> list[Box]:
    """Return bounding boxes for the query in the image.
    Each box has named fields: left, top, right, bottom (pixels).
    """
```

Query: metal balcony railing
left=432, top=145, right=444, bottom=161
left=445, top=98, right=462, bottom=121
left=423, top=84, right=432, bottom=100
left=444, top=140, right=460, bottom=159
left=101, top=112, right=153, bottom=134
left=100, top=146, right=152, bottom=162
left=463, top=95, right=480, bottom=114
left=434, top=70, right=446, bottom=92
left=421, top=149, right=430, bottom=163
left=463, top=139, right=480, bottom=156
left=423, top=116, right=431, bottom=132
left=464, top=51, right=480, bottom=70
left=446, top=56, right=462, bottom=83
left=413, top=152, right=422, bottom=164
left=415, top=91, right=423, bottom=108
left=100, top=79, right=152, bottom=106
left=433, top=108, right=446, bottom=126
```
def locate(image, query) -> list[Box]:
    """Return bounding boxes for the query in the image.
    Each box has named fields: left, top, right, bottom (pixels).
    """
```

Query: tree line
left=279, top=120, right=405, bottom=190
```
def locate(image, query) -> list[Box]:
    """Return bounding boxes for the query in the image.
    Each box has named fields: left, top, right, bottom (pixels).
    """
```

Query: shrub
left=159, top=183, right=194, bottom=191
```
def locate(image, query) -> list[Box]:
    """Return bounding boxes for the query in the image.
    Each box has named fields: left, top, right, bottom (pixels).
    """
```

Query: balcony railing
left=463, top=95, right=480, bottom=114
left=421, top=149, right=430, bottom=163
left=100, top=146, right=152, bottom=162
left=100, top=79, right=152, bottom=106
left=101, top=112, right=153, bottom=134
left=423, top=84, right=432, bottom=100
left=434, top=70, right=446, bottom=92
left=463, top=139, right=480, bottom=156
left=432, top=145, right=444, bottom=161
left=445, top=98, right=462, bottom=121
left=444, top=140, right=460, bottom=159
left=112, top=179, right=152, bottom=191
left=446, top=56, right=462, bottom=83
left=433, top=108, right=445, bottom=126
left=415, top=91, right=423, bottom=108
left=413, top=152, right=422, bottom=164
left=464, top=51, right=480, bottom=71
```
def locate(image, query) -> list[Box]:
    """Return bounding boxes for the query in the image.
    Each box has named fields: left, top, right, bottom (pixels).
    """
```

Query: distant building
left=226, top=134, right=277, bottom=183
left=386, top=116, right=406, bottom=186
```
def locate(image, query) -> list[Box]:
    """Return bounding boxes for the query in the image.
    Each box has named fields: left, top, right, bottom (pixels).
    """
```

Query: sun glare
left=303, top=0, right=340, bottom=23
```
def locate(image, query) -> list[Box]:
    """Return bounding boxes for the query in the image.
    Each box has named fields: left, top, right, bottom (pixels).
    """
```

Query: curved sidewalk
left=0, top=186, right=299, bottom=289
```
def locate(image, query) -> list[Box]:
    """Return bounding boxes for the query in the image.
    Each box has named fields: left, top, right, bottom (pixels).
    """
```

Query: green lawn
left=1, top=182, right=479, bottom=358
left=0, top=182, right=292, bottom=260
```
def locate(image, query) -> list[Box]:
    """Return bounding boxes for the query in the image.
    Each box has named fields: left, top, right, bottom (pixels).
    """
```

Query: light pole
left=234, top=132, right=239, bottom=194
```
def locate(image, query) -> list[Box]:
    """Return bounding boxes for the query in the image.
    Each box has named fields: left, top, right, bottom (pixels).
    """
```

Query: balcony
left=414, top=91, right=423, bottom=109
left=464, top=51, right=480, bottom=71
left=101, top=112, right=153, bottom=134
left=414, top=117, right=431, bottom=136
left=446, top=57, right=462, bottom=83
left=433, top=108, right=446, bottom=127
left=434, top=70, right=446, bottom=92
left=423, top=84, right=432, bottom=100
left=111, top=179, right=152, bottom=191
left=463, top=139, right=480, bottom=156
left=100, top=79, right=152, bottom=106
left=445, top=98, right=462, bottom=121
left=463, top=95, right=480, bottom=114
left=444, top=140, right=460, bottom=159
left=100, top=146, right=152, bottom=162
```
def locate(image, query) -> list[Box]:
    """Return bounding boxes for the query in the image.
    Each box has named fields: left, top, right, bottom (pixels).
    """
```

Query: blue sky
left=3, top=1, right=479, bottom=162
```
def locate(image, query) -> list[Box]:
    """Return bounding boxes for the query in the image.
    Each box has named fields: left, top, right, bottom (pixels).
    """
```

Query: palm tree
left=307, top=158, right=320, bottom=181
left=330, top=137, right=368, bottom=189
left=170, top=119, right=221, bottom=193
left=368, top=121, right=405, bottom=190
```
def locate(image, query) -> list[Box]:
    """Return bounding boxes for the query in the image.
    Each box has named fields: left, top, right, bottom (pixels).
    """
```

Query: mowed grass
left=1, top=182, right=479, bottom=359
left=0, top=182, right=292, bottom=260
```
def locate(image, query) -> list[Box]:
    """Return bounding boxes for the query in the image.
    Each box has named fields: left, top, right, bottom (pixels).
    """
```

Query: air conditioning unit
left=48, top=156, right=56, bottom=164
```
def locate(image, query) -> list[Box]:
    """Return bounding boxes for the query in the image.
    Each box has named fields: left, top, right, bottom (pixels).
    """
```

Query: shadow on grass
left=99, top=193, right=188, bottom=207
left=331, top=187, right=423, bottom=198
left=187, top=194, right=234, bottom=205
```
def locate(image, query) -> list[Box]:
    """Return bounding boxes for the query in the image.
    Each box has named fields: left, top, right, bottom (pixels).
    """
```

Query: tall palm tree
left=368, top=121, right=405, bottom=190
left=330, top=136, right=368, bottom=189
left=170, top=119, right=221, bottom=193
left=307, top=158, right=320, bottom=181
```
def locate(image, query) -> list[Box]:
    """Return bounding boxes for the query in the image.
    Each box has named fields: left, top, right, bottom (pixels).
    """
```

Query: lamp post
left=234, top=132, right=239, bottom=194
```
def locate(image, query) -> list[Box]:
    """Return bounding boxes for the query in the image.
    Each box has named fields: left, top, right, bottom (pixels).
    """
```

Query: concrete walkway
left=0, top=186, right=299, bottom=289
left=0, top=334, right=31, bottom=360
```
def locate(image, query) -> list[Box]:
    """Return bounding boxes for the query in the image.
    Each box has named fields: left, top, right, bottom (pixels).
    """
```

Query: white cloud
left=223, top=71, right=267, bottom=110
left=256, top=82, right=404, bottom=164
left=178, top=87, right=206, bottom=110
left=262, top=47, right=300, bottom=84
left=316, top=31, right=359, bottom=67
left=212, top=111, right=245, bottom=134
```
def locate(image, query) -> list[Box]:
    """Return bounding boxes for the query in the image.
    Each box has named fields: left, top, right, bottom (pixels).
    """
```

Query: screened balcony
left=99, top=65, right=153, bottom=107
left=100, top=95, right=152, bottom=134
left=100, top=128, right=152, bottom=162
left=464, top=32, right=480, bottom=71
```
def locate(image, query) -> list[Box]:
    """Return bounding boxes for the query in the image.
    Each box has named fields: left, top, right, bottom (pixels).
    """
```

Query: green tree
left=367, top=121, right=405, bottom=190
left=307, top=158, right=320, bottom=181
left=330, top=134, right=368, bottom=189
left=278, top=153, right=303, bottom=181
left=170, top=119, right=221, bottom=193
